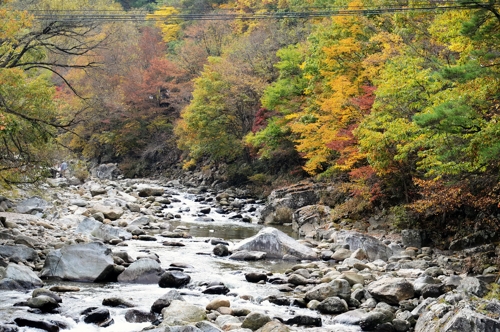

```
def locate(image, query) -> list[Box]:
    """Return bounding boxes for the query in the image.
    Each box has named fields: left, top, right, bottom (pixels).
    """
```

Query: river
left=0, top=187, right=361, bottom=331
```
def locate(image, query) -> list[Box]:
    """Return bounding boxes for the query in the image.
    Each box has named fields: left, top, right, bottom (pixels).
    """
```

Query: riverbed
left=0, top=186, right=356, bottom=331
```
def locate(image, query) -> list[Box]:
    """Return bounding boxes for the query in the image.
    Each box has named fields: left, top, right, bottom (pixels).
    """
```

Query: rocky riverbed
left=0, top=174, right=500, bottom=332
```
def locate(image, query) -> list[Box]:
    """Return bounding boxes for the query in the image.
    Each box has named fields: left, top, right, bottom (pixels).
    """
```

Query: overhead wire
left=11, top=0, right=500, bottom=22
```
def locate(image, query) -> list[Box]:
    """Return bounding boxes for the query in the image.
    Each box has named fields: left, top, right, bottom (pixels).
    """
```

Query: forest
left=1, top=0, right=499, bottom=245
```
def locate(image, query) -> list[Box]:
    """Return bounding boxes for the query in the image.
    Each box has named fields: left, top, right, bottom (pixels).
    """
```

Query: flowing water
left=0, top=188, right=360, bottom=331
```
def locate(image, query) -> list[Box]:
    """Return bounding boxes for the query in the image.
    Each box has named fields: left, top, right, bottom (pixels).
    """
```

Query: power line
left=16, top=1, right=500, bottom=22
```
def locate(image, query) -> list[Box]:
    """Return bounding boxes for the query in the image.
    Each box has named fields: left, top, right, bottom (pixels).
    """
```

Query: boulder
left=232, top=227, right=317, bottom=260
left=317, top=297, right=348, bottom=314
left=137, top=184, right=165, bottom=197
left=159, top=271, right=191, bottom=288
left=117, top=258, right=164, bottom=284
left=229, top=250, right=266, bottom=261
left=26, top=295, right=60, bottom=313
left=305, top=280, right=351, bottom=302
left=88, top=203, right=124, bottom=221
left=332, top=309, right=392, bottom=330
left=16, top=197, right=49, bottom=214
left=151, top=290, right=184, bottom=314
left=83, top=307, right=113, bottom=327
left=206, top=298, right=230, bottom=311
left=0, top=244, right=38, bottom=262
left=76, top=217, right=132, bottom=242
left=40, top=242, right=115, bottom=282
left=161, top=300, right=207, bottom=326
left=102, top=297, right=135, bottom=308
left=366, top=277, right=415, bottom=304
left=458, top=277, right=489, bottom=297
left=241, top=312, right=271, bottom=331
left=124, top=309, right=156, bottom=323
left=331, top=231, right=393, bottom=261
left=0, top=263, right=43, bottom=289
left=14, top=318, right=61, bottom=332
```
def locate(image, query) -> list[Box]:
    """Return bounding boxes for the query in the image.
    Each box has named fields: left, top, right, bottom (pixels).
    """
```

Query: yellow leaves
left=146, top=6, right=181, bottom=43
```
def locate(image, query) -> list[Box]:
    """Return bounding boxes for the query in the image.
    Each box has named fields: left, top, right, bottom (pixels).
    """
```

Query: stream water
left=0, top=188, right=361, bottom=331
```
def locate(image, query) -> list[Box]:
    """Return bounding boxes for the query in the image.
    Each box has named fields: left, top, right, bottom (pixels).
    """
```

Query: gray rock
left=0, top=263, right=43, bottom=289
left=0, top=244, right=38, bottom=262
left=232, top=227, right=317, bottom=260
left=137, top=184, right=165, bottom=197
left=213, top=244, right=229, bottom=257
left=161, top=300, right=207, bottom=326
left=241, top=312, right=271, bottom=331
left=229, top=250, right=266, bottom=261
left=91, top=163, right=120, bottom=180
left=317, top=297, right=348, bottom=314
left=102, top=297, right=135, bottom=308
left=305, top=279, right=351, bottom=302
left=159, top=271, right=191, bottom=288
left=259, top=182, right=325, bottom=224
left=76, top=217, right=132, bottom=242
left=292, top=205, right=331, bottom=238
left=117, top=258, right=164, bottom=284
left=14, top=318, right=61, bottom=332
left=16, top=197, right=49, bottom=214
left=26, top=295, right=60, bottom=312
left=88, top=204, right=124, bottom=220
left=124, top=309, right=156, bottom=323
left=366, top=277, right=415, bottom=304
left=332, top=231, right=393, bottom=261
left=332, top=309, right=392, bottom=330
left=151, top=290, right=185, bottom=314
left=40, top=242, right=115, bottom=282
left=415, top=301, right=500, bottom=332
left=401, top=229, right=422, bottom=248
left=332, top=248, right=352, bottom=261
left=458, top=277, right=489, bottom=297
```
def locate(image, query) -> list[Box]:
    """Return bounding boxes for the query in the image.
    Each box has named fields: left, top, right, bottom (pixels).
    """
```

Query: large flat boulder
left=40, top=242, right=115, bottom=282
left=232, top=227, right=317, bottom=260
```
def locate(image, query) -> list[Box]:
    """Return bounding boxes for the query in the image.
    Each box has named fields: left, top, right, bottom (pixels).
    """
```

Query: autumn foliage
left=3, top=0, right=500, bottom=244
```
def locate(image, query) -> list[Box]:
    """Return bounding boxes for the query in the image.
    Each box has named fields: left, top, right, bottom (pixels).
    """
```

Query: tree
left=0, top=0, right=118, bottom=183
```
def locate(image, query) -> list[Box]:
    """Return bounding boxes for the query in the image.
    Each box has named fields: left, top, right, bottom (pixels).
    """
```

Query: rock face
left=260, top=182, right=325, bottom=224
left=331, top=231, right=393, bottom=261
left=292, top=205, right=331, bottom=238
left=40, top=242, right=115, bottom=282
left=91, top=163, right=120, bottom=180
left=232, top=227, right=317, bottom=260
left=415, top=292, right=500, bottom=332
